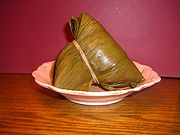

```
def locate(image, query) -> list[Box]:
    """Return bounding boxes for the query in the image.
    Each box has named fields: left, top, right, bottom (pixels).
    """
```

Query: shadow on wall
left=53, top=22, right=74, bottom=60
left=64, top=23, right=74, bottom=43
left=53, top=22, right=74, bottom=59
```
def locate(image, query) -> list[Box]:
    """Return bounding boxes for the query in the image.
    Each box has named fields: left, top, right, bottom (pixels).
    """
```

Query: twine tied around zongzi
left=72, top=40, right=99, bottom=84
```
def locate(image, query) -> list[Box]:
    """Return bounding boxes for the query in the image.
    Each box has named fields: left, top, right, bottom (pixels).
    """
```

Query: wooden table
left=0, top=74, right=179, bottom=135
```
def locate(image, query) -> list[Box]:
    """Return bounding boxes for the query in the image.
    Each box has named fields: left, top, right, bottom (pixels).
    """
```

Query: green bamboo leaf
left=53, top=42, right=92, bottom=91
left=53, top=12, right=144, bottom=91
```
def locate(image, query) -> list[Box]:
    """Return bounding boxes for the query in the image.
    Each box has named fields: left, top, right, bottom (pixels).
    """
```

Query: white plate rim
left=32, top=61, right=161, bottom=97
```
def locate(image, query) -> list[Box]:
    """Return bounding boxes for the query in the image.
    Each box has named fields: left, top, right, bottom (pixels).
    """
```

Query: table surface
left=0, top=74, right=179, bottom=135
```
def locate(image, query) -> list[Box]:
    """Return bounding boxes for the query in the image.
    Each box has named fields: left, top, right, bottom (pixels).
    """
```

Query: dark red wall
left=0, top=0, right=180, bottom=77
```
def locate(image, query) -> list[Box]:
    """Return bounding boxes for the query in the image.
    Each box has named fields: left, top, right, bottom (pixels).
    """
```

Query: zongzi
left=52, top=12, right=144, bottom=91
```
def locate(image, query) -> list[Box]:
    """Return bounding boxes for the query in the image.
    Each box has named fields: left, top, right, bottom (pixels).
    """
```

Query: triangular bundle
left=52, top=12, right=144, bottom=91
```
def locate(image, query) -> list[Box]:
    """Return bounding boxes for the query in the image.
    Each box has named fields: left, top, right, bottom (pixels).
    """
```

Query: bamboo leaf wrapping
left=52, top=12, right=144, bottom=91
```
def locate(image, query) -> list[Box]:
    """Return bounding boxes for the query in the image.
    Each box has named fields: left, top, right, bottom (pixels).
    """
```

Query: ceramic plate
left=32, top=61, right=161, bottom=105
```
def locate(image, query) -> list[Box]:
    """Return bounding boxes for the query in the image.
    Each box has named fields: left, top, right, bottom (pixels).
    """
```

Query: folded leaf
left=53, top=12, right=144, bottom=91
left=53, top=42, right=92, bottom=91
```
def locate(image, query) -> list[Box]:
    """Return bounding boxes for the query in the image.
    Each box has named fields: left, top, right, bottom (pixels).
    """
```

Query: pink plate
left=32, top=61, right=161, bottom=105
